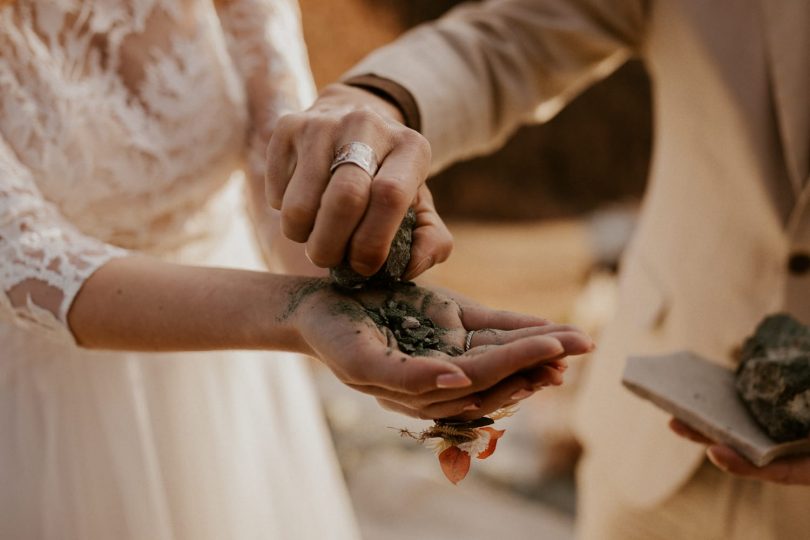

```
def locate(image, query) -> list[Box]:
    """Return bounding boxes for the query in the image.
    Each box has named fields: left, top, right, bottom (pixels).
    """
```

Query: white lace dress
left=0, top=2, right=359, bottom=538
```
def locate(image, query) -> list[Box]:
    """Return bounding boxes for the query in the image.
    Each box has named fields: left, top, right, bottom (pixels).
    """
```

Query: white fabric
left=0, top=1, right=358, bottom=538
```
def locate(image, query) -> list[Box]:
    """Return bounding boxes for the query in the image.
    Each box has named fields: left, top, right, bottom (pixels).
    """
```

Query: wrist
left=253, top=275, right=330, bottom=356
left=317, top=83, right=405, bottom=125
left=341, top=74, right=421, bottom=132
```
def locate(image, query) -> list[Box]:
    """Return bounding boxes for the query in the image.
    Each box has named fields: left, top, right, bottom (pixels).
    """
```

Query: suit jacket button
left=788, top=252, right=810, bottom=275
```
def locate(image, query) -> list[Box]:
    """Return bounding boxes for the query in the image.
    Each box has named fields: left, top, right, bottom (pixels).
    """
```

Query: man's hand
left=265, top=84, right=450, bottom=281
left=669, top=418, right=810, bottom=485
left=287, top=279, right=594, bottom=420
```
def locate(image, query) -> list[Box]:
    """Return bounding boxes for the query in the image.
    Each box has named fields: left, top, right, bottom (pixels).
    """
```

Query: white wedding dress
left=0, top=1, right=359, bottom=538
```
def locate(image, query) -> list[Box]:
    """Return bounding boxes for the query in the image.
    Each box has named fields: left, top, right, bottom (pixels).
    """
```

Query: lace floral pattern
left=216, top=0, right=316, bottom=179
left=0, top=0, right=315, bottom=344
left=0, top=136, right=127, bottom=342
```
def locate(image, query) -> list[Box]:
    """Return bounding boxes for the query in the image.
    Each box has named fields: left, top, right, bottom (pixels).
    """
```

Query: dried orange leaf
left=438, top=446, right=471, bottom=484
left=476, top=427, right=506, bottom=459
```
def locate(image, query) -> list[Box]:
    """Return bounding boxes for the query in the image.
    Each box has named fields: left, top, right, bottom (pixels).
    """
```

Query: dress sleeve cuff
left=341, top=74, right=422, bottom=132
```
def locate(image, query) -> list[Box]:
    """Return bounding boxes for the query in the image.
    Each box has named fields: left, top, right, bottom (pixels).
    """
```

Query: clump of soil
left=327, top=207, right=460, bottom=357
left=360, top=291, right=462, bottom=357
left=330, top=208, right=417, bottom=289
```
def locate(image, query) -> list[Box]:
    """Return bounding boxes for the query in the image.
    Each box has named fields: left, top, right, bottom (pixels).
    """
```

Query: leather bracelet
left=342, top=74, right=422, bottom=132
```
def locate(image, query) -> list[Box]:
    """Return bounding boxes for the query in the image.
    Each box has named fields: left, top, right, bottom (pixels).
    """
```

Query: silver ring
left=464, top=330, right=477, bottom=352
left=330, top=142, right=379, bottom=178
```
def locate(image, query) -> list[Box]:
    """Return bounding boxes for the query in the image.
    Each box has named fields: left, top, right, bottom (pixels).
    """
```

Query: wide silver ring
left=330, top=142, right=379, bottom=178
left=464, top=330, right=477, bottom=352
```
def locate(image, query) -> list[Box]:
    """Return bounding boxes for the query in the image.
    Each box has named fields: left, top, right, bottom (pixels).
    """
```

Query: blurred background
left=299, top=1, right=652, bottom=538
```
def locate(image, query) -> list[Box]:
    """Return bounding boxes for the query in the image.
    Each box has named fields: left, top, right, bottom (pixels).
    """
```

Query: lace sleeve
left=0, top=135, right=128, bottom=344
left=215, top=0, right=318, bottom=273
left=215, top=0, right=317, bottom=179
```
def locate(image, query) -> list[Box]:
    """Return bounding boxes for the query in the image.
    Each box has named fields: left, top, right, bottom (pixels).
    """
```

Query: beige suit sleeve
left=345, top=0, right=648, bottom=172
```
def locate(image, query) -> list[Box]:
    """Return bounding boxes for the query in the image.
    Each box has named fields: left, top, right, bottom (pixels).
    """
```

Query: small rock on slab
left=735, top=314, right=810, bottom=442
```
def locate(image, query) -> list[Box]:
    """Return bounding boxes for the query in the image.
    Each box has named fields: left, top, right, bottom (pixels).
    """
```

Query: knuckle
left=276, top=113, right=304, bottom=135
left=372, top=177, right=411, bottom=210
left=273, top=114, right=294, bottom=134
left=281, top=204, right=317, bottom=239
left=394, top=126, right=419, bottom=143
left=416, top=183, right=435, bottom=205
left=343, top=108, right=383, bottom=128
left=434, top=231, right=454, bottom=262
left=397, top=128, right=431, bottom=157
left=306, top=245, right=337, bottom=268
left=330, top=177, right=371, bottom=211
left=351, top=242, right=388, bottom=271
left=302, top=115, right=337, bottom=139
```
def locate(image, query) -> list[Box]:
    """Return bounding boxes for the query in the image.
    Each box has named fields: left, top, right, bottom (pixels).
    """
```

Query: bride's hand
left=285, top=278, right=594, bottom=420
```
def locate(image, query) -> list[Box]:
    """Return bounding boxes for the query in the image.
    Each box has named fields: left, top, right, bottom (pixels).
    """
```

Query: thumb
left=404, top=186, right=453, bottom=280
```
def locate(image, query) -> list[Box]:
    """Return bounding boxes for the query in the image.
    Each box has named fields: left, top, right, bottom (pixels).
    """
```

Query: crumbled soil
left=360, top=290, right=462, bottom=357
left=327, top=208, right=461, bottom=357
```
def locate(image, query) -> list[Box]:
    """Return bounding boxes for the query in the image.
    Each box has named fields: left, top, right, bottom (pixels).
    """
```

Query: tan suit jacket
left=349, top=0, right=810, bottom=508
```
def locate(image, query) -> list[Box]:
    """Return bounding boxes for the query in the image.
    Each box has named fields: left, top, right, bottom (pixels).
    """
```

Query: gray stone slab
left=622, top=351, right=810, bottom=467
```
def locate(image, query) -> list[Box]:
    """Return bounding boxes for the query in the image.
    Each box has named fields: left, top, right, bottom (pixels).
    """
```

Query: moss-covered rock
left=736, top=314, right=810, bottom=442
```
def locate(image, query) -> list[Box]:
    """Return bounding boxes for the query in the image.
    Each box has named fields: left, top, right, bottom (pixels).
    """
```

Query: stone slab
left=622, top=351, right=810, bottom=467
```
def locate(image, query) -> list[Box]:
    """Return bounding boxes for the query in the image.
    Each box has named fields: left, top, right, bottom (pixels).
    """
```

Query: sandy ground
left=316, top=219, right=602, bottom=540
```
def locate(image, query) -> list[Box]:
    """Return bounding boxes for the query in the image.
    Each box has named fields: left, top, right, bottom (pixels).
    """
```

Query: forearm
left=68, top=256, right=310, bottom=353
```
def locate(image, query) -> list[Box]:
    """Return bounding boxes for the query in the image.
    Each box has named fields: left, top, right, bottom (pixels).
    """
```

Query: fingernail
left=463, top=403, right=480, bottom=412
left=541, top=337, right=565, bottom=355
left=510, top=389, right=533, bottom=400
left=706, top=447, right=727, bottom=470
left=436, top=373, right=472, bottom=388
left=406, top=256, right=433, bottom=280
left=351, top=261, right=376, bottom=277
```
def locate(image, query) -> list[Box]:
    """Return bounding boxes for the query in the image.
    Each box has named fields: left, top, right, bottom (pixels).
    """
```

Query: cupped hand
left=265, top=84, right=451, bottom=280
left=669, top=418, right=810, bottom=485
left=286, top=278, right=594, bottom=420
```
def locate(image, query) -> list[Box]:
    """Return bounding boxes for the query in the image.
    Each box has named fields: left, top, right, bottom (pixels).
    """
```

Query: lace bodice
left=0, top=0, right=315, bottom=344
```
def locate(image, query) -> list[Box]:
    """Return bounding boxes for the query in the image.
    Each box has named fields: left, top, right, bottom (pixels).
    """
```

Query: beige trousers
left=577, top=455, right=810, bottom=540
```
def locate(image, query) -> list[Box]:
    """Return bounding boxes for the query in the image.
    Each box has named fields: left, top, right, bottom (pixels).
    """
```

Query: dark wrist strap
left=342, top=74, right=422, bottom=132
